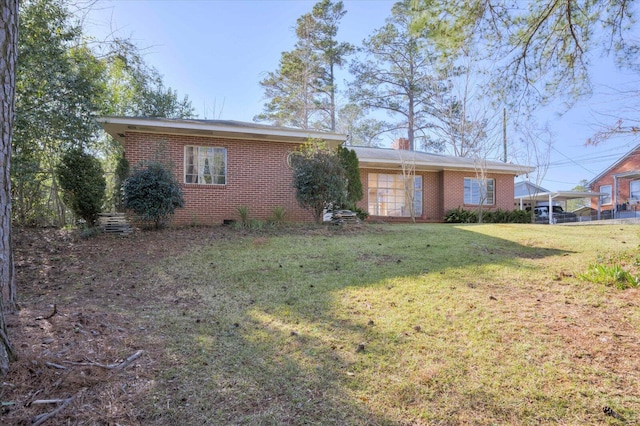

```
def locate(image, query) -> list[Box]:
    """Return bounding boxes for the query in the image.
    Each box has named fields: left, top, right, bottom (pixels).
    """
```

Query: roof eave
left=357, top=158, right=534, bottom=175
left=96, top=116, right=347, bottom=146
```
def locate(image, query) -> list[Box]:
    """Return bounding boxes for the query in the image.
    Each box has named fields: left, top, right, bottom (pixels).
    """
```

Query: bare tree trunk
left=0, top=0, right=19, bottom=376
left=399, top=151, right=417, bottom=223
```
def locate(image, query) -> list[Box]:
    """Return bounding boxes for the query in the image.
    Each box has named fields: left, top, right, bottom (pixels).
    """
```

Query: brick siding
left=442, top=171, right=516, bottom=212
left=589, top=149, right=640, bottom=210
left=358, top=168, right=516, bottom=222
left=125, top=132, right=311, bottom=226
left=124, top=132, right=518, bottom=225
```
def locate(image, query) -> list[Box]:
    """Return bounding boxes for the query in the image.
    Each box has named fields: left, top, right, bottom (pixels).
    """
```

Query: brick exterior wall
left=589, top=148, right=640, bottom=210
left=358, top=168, right=516, bottom=222
left=442, top=171, right=516, bottom=212
left=124, top=132, right=311, bottom=226
left=124, top=131, right=518, bottom=225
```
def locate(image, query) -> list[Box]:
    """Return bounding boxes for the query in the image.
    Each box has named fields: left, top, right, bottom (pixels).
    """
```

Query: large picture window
left=600, top=184, right=612, bottom=205
left=185, top=146, right=226, bottom=185
left=464, top=178, right=495, bottom=205
left=368, top=173, right=422, bottom=217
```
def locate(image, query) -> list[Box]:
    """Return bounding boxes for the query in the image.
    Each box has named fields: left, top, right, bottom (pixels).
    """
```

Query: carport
left=515, top=190, right=607, bottom=224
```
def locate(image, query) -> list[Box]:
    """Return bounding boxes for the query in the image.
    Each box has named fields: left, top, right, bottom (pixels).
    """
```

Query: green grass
left=138, top=224, right=640, bottom=425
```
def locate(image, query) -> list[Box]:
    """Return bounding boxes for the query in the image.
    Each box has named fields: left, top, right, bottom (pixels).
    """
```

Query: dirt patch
left=2, top=226, right=224, bottom=425
left=2, top=224, right=369, bottom=424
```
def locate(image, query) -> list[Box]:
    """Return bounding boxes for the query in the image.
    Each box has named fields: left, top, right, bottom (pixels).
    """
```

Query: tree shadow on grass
left=141, top=225, right=574, bottom=425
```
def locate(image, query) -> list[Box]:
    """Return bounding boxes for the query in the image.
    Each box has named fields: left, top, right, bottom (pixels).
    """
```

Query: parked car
left=530, top=205, right=577, bottom=224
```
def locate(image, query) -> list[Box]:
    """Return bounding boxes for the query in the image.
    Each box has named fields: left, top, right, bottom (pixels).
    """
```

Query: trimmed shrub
left=444, top=207, right=477, bottom=223
left=445, top=207, right=530, bottom=224
left=122, top=161, right=184, bottom=229
left=290, top=143, right=347, bottom=224
left=56, top=147, right=106, bottom=227
left=337, top=145, right=363, bottom=209
left=509, top=209, right=533, bottom=223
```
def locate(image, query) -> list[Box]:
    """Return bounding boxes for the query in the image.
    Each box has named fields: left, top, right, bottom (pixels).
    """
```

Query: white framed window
left=368, top=173, right=422, bottom=217
left=184, top=146, right=226, bottom=185
left=464, top=178, right=495, bottom=205
left=630, top=180, right=640, bottom=201
left=600, top=184, right=612, bottom=205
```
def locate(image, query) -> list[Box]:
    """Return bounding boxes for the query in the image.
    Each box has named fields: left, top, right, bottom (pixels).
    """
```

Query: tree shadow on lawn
left=142, top=225, right=573, bottom=425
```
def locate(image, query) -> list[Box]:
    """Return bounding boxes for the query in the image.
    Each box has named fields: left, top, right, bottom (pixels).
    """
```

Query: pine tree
left=256, top=0, right=352, bottom=131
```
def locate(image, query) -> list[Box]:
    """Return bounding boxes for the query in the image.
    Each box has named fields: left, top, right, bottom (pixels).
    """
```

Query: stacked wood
left=330, top=210, right=359, bottom=225
left=98, top=213, right=133, bottom=235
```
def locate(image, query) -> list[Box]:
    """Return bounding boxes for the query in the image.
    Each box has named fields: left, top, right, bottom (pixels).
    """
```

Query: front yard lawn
left=4, top=223, right=640, bottom=425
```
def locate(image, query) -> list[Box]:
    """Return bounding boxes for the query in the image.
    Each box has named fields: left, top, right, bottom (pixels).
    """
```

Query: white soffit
left=97, top=116, right=347, bottom=147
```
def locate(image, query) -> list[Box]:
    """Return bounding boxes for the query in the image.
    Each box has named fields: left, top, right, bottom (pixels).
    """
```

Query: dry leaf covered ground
left=1, top=224, right=639, bottom=425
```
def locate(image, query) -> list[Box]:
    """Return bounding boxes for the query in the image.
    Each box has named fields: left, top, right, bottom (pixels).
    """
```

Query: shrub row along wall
left=444, top=207, right=531, bottom=223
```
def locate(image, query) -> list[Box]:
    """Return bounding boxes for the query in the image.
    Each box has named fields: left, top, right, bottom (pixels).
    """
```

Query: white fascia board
left=358, top=156, right=533, bottom=175
left=96, top=116, right=347, bottom=144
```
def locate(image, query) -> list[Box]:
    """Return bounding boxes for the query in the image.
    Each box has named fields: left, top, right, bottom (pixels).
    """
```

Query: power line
left=550, top=146, right=597, bottom=175
left=547, top=142, right=638, bottom=169
left=548, top=153, right=625, bottom=168
left=544, top=178, right=586, bottom=186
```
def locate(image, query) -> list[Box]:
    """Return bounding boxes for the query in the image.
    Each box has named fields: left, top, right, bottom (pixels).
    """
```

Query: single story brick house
left=588, top=144, right=640, bottom=218
left=98, top=116, right=533, bottom=225
left=352, top=145, right=533, bottom=222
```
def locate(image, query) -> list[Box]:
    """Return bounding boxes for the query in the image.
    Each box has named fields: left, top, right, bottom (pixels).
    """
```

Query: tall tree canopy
left=348, top=0, right=449, bottom=152
left=337, top=103, right=386, bottom=147
left=411, top=0, right=638, bottom=108
left=12, top=0, right=194, bottom=227
left=256, top=0, right=352, bottom=131
left=13, top=0, right=106, bottom=226
left=100, top=40, right=194, bottom=119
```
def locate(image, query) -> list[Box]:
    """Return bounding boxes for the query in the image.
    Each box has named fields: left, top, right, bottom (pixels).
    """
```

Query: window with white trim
left=600, top=184, right=612, bottom=205
left=630, top=180, right=640, bottom=201
left=368, top=173, right=422, bottom=217
left=464, top=178, right=495, bottom=205
left=184, top=146, right=226, bottom=185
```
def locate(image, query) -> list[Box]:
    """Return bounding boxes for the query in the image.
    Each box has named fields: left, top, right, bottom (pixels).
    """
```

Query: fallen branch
left=31, top=399, right=66, bottom=405
left=63, top=350, right=143, bottom=370
left=31, top=388, right=84, bottom=426
left=35, top=304, right=57, bottom=321
left=44, top=362, right=67, bottom=370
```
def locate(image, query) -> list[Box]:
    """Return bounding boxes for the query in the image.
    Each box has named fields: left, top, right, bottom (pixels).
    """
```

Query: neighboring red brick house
left=98, top=117, right=532, bottom=225
left=588, top=144, right=640, bottom=217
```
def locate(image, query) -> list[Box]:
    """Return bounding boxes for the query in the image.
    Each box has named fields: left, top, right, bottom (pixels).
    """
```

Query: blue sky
left=83, top=0, right=640, bottom=191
